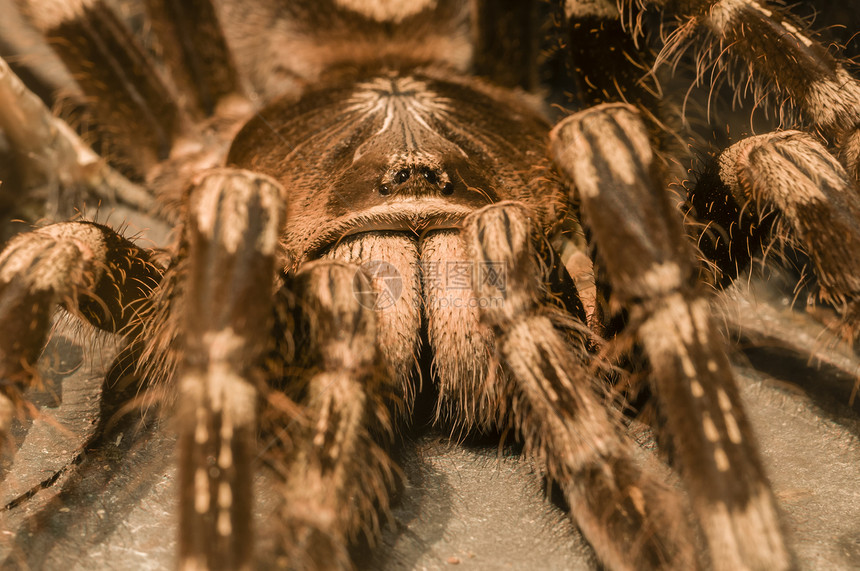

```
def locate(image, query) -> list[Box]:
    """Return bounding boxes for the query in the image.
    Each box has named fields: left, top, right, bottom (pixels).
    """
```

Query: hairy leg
left=144, top=0, right=240, bottom=117
left=20, top=0, right=185, bottom=174
left=551, top=103, right=792, bottom=570
left=626, top=0, right=860, bottom=179
left=462, top=201, right=700, bottom=570
left=0, top=55, right=153, bottom=223
left=0, top=221, right=161, bottom=439
left=269, top=260, right=396, bottom=570
left=173, top=168, right=284, bottom=571
left=691, top=131, right=860, bottom=337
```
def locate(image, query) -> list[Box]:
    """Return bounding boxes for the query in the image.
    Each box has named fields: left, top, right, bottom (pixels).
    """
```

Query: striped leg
left=0, top=222, right=162, bottom=441
left=144, top=0, right=241, bottom=117
left=0, top=54, right=153, bottom=221
left=20, top=0, right=185, bottom=176
left=18, top=0, right=244, bottom=182
left=551, top=103, right=793, bottom=570
left=625, top=0, right=860, bottom=178
left=690, top=131, right=860, bottom=337
left=463, top=202, right=700, bottom=570
left=268, top=261, right=395, bottom=570
left=175, top=169, right=285, bottom=571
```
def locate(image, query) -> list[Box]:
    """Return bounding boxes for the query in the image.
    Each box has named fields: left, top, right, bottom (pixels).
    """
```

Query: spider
left=0, top=0, right=858, bottom=569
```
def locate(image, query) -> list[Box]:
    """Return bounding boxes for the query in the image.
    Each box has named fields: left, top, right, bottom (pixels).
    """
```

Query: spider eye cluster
left=378, top=165, right=455, bottom=196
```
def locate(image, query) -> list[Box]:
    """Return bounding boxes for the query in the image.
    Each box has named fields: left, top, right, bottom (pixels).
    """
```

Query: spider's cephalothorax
left=0, top=0, right=859, bottom=569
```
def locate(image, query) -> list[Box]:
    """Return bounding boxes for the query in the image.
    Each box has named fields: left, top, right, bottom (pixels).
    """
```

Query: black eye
left=379, top=184, right=391, bottom=195
left=441, top=182, right=454, bottom=195
left=422, top=169, right=438, bottom=184
left=394, top=169, right=410, bottom=184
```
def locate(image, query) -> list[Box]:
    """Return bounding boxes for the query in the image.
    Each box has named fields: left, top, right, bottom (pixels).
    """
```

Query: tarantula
left=0, top=0, right=858, bottom=569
